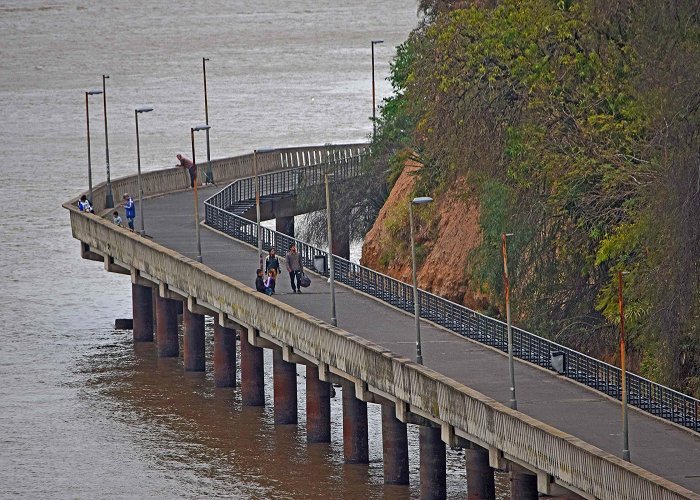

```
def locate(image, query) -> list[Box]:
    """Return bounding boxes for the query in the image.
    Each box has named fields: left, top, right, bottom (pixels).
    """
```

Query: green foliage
left=384, top=0, right=700, bottom=395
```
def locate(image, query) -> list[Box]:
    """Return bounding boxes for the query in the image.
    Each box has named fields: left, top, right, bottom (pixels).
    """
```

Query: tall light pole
left=501, top=232, right=517, bottom=410
left=410, top=196, right=432, bottom=364
left=618, top=270, right=630, bottom=461
left=191, top=124, right=210, bottom=263
left=85, top=89, right=103, bottom=205
left=102, top=74, right=114, bottom=208
left=371, top=40, right=384, bottom=141
left=253, top=149, right=262, bottom=270
left=325, top=172, right=337, bottom=327
left=202, top=57, right=213, bottom=184
left=134, top=106, right=154, bottom=237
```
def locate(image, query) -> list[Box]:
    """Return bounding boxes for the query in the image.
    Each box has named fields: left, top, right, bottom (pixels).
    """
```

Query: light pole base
left=509, top=399, right=518, bottom=410
left=416, top=354, right=423, bottom=365
left=331, top=317, right=337, bottom=327
left=622, top=449, right=630, bottom=461
left=105, top=188, right=114, bottom=209
left=139, top=230, right=146, bottom=237
left=196, top=255, right=203, bottom=263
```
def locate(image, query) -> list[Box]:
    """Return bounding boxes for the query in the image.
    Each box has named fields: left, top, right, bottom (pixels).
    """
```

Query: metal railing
left=204, top=157, right=700, bottom=433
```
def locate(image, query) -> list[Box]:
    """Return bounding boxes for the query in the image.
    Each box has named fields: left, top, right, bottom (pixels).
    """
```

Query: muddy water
left=0, top=1, right=510, bottom=497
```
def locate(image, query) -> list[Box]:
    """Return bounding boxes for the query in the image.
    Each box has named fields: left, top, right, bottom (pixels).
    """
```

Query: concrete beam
left=80, top=242, right=103, bottom=261
left=104, top=256, right=130, bottom=275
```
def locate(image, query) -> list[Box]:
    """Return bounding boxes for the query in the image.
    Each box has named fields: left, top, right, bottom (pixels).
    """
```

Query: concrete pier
left=510, top=467, right=538, bottom=500
left=240, top=328, right=265, bottom=406
left=183, top=308, right=205, bottom=371
left=273, top=349, right=297, bottom=424
left=419, top=425, right=446, bottom=500
left=213, top=323, right=236, bottom=387
left=306, top=365, right=331, bottom=443
left=132, top=283, right=153, bottom=342
left=465, top=444, right=495, bottom=500
left=275, top=214, right=294, bottom=237
left=155, top=295, right=179, bottom=358
left=381, top=404, right=409, bottom=485
left=342, top=381, right=368, bottom=464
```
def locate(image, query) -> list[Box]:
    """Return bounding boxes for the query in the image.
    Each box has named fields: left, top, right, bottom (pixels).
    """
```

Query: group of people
left=255, top=245, right=305, bottom=295
left=78, top=193, right=135, bottom=231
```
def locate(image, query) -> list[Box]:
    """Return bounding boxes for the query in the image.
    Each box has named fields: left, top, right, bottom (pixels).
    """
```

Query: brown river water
left=0, top=1, right=511, bottom=498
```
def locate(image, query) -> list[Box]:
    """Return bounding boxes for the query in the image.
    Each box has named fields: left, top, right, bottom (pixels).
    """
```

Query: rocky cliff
left=361, top=163, right=490, bottom=310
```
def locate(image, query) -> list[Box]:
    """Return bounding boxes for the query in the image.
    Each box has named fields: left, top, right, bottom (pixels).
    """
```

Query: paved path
left=142, top=188, right=700, bottom=493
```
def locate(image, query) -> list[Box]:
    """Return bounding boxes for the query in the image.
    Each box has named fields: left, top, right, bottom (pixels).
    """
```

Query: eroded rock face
left=361, top=163, right=489, bottom=310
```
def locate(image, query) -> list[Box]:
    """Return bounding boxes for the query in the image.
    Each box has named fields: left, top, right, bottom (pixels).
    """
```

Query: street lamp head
left=372, top=40, right=384, bottom=45
left=203, top=57, right=210, bottom=61
left=504, top=232, right=514, bottom=237
left=136, top=106, right=154, bottom=113
left=192, top=124, right=210, bottom=132
left=87, top=89, right=103, bottom=95
left=411, top=196, right=433, bottom=205
left=103, top=74, right=109, bottom=79
left=255, top=147, right=275, bottom=153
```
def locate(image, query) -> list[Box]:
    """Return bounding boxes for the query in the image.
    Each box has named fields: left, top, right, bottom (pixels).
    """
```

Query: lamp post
left=618, top=270, right=630, bottom=461
left=202, top=57, right=213, bottom=184
left=134, top=106, right=154, bottom=236
left=325, top=172, right=337, bottom=327
left=253, top=149, right=262, bottom=270
left=409, top=196, right=432, bottom=364
left=501, top=232, right=517, bottom=410
left=191, top=124, right=210, bottom=263
left=102, top=74, right=114, bottom=208
left=371, top=40, right=384, bottom=141
left=85, top=89, right=103, bottom=205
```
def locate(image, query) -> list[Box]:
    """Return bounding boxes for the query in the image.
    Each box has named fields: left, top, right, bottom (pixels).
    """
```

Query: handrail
left=204, top=161, right=700, bottom=433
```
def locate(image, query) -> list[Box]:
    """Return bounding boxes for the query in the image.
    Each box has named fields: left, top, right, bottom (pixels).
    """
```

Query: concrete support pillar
left=342, top=381, right=368, bottom=464
left=183, top=308, right=205, bottom=371
left=332, top=225, right=350, bottom=261
left=273, top=349, right=297, bottom=424
left=381, top=404, right=409, bottom=485
left=419, top=426, right=446, bottom=500
left=465, top=444, right=495, bottom=500
left=510, top=468, right=538, bottom=500
left=155, top=295, right=179, bottom=358
left=132, top=283, right=153, bottom=342
left=306, top=365, right=331, bottom=443
left=275, top=215, right=295, bottom=237
left=240, top=328, right=264, bottom=406
left=213, top=323, right=236, bottom=387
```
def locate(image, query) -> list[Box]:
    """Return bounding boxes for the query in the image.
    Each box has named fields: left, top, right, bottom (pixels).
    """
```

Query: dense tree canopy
left=372, top=0, right=700, bottom=394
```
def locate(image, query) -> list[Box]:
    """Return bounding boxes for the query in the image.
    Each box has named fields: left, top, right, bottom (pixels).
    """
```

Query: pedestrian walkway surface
left=143, top=188, right=700, bottom=493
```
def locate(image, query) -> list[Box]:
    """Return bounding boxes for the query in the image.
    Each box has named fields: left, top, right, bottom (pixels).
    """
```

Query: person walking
left=121, top=193, right=136, bottom=231
left=286, top=244, right=303, bottom=293
left=265, top=247, right=280, bottom=279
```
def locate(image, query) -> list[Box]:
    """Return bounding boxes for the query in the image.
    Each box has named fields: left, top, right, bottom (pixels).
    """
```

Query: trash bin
left=314, top=254, right=327, bottom=274
left=550, top=351, right=566, bottom=374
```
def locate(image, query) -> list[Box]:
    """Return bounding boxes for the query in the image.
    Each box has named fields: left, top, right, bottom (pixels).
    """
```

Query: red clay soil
left=361, top=162, right=489, bottom=309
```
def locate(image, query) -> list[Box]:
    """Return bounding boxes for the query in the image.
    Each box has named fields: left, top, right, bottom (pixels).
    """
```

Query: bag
left=299, top=273, right=311, bottom=288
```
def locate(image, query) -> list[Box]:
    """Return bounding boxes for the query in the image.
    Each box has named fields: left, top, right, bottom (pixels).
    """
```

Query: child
left=264, top=269, right=276, bottom=295
left=255, top=269, right=273, bottom=295
left=112, top=210, right=122, bottom=226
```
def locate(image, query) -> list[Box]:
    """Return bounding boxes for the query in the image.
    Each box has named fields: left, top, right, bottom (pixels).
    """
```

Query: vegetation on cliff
left=366, top=0, right=700, bottom=395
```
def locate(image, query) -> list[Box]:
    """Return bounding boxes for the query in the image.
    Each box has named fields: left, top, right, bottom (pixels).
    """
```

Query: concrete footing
left=155, top=295, right=179, bottom=357
left=466, top=444, right=495, bottom=500
left=510, top=468, right=538, bottom=500
left=240, top=329, right=264, bottom=406
left=419, top=425, right=446, bottom=500
left=306, top=365, right=331, bottom=443
left=132, top=283, right=153, bottom=342
left=273, top=349, right=297, bottom=424
left=213, top=323, right=236, bottom=387
left=183, top=308, right=205, bottom=371
left=342, top=381, right=368, bottom=464
left=381, top=404, right=409, bottom=485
